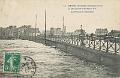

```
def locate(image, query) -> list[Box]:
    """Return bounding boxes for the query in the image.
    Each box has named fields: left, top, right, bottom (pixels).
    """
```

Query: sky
left=0, top=0, right=120, bottom=33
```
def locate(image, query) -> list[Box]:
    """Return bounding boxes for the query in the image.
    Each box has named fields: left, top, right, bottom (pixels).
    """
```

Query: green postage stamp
left=3, top=52, right=21, bottom=73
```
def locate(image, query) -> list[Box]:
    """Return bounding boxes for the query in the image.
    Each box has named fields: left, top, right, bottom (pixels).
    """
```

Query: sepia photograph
left=0, top=0, right=120, bottom=78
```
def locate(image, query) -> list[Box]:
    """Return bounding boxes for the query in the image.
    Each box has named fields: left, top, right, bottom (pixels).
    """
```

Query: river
left=0, top=40, right=119, bottom=78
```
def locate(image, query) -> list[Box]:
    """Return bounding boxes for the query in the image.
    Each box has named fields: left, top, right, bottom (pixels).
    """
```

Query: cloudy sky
left=0, top=0, right=120, bottom=33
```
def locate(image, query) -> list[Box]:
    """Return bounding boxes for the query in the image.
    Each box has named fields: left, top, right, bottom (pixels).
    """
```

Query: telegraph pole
left=62, top=16, right=66, bottom=36
left=45, top=9, right=47, bottom=45
left=63, top=16, right=64, bottom=27
left=35, top=14, right=37, bottom=42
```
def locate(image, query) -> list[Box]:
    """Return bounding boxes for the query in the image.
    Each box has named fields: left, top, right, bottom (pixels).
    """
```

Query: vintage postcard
left=0, top=0, right=120, bottom=78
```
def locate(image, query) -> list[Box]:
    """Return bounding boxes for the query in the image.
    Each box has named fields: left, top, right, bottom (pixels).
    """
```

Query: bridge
left=36, top=35, right=120, bottom=53
left=29, top=34, right=120, bottom=74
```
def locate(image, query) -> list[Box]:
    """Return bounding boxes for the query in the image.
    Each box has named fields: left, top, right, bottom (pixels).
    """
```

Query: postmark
left=0, top=51, right=37, bottom=77
left=20, top=56, right=37, bottom=77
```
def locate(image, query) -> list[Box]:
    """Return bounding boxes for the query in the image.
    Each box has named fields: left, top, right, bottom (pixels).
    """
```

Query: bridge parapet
left=39, top=35, right=120, bottom=54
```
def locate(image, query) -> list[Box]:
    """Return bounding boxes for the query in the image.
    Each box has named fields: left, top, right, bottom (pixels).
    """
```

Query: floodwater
left=0, top=40, right=119, bottom=78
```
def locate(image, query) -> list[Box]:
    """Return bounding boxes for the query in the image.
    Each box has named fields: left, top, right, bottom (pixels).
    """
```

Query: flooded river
left=0, top=40, right=119, bottom=78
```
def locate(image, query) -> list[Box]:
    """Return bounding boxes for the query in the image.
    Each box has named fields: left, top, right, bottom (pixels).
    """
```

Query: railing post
left=73, top=35, right=74, bottom=44
left=99, top=37, right=101, bottom=51
left=68, top=36, right=71, bottom=44
left=89, top=36, right=91, bottom=47
left=77, top=35, right=79, bottom=45
left=53, top=36, right=54, bottom=41
left=78, top=35, right=80, bottom=46
left=106, top=38, right=108, bottom=53
left=115, top=37, right=117, bottom=54
left=93, top=37, right=95, bottom=49
left=71, top=34, right=73, bottom=44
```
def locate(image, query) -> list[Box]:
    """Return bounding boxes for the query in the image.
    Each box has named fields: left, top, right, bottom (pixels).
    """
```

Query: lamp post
left=35, top=14, right=37, bottom=42
left=45, top=9, right=47, bottom=45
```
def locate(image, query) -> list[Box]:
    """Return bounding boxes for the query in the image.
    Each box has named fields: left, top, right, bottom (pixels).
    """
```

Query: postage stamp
left=3, top=52, right=21, bottom=73
left=0, top=51, right=37, bottom=77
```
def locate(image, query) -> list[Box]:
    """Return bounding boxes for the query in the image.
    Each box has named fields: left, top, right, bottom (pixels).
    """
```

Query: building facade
left=50, top=27, right=62, bottom=36
left=0, top=26, right=18, bottom=39
left=95, top=28, right=108, bottom=36
left=0, top=25, right=40, bottom=40
left=18, top=25, right=40, bottom=40
left=108, top=30, right=120, bottom=37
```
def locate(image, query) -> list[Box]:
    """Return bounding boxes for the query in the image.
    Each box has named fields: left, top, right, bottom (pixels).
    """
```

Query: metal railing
left=39, top=35, right=120, bottom=54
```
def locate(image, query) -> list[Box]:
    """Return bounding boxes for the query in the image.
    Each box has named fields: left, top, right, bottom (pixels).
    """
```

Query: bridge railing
left=38, top=35, right=120, bottom=54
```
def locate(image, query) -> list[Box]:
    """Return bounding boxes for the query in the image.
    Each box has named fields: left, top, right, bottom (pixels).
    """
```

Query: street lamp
left=45, top=9, right=47, bottom=45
